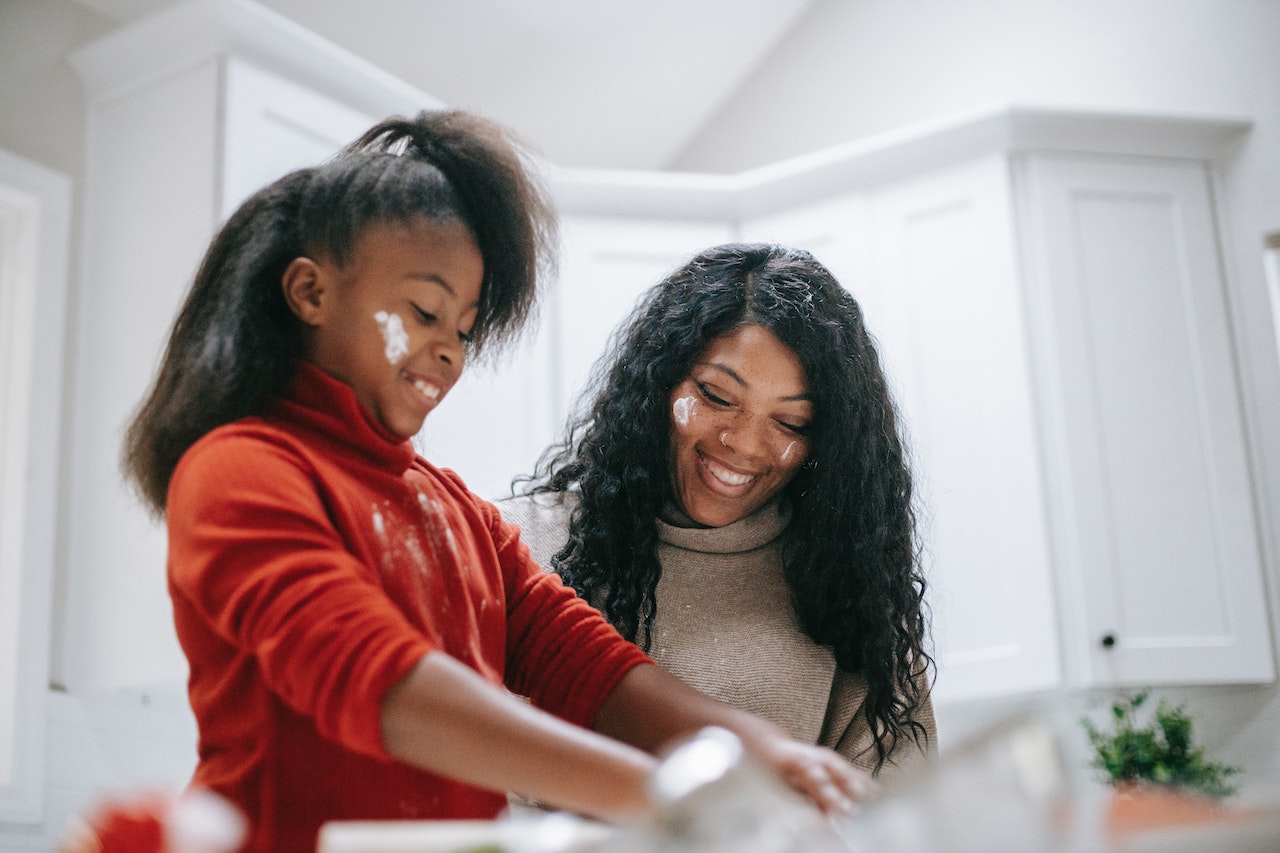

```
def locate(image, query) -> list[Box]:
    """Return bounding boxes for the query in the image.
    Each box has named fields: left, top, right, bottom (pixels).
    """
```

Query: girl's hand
left=753, top=735, right=877, bottom=816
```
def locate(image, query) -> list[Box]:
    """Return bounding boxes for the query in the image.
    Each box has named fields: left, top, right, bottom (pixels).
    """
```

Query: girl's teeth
left=413, top=378, right=440, bottom=401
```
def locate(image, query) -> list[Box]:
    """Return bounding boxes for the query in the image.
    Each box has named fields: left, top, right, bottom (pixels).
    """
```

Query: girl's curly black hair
left=123, top=109, right=556, bottom=516
left=520, top=242, right=933, bottom=770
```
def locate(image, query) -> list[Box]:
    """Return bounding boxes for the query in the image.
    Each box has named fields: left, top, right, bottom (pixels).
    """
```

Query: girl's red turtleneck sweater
left=165, top=361, right=650, bottom=853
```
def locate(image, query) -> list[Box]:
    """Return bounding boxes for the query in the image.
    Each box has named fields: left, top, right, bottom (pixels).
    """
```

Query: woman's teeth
left=706, top=458, right=752, bottom=486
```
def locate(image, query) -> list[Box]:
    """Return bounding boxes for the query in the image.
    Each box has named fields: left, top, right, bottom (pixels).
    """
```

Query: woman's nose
left=719, top=418, right=768, bottom=457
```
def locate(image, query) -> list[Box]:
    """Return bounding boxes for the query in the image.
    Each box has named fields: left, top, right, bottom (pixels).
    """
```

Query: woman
left=504, top=242, right=936, bottom=774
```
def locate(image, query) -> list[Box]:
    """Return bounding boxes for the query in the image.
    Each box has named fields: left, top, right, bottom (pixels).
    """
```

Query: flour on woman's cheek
left=374, top=310, right=409, bottom=364
left=781, top=440, right=797, bottom=463
left=672, top=395, right=697, bottom=428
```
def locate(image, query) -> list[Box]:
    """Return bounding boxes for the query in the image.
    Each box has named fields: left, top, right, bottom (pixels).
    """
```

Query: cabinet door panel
left=870, top=158, right=1061, bottom=705
left=555, top=217, right=734, bottom=411
left=417, top=319, right=556, bottom=501
left=426, top=217, right=732, bottom=500
left=1020, top=155, right=1274, bottom=686
left=740, top=195, right=913, bottom=395
left=222, top=59, right=374, bottom=217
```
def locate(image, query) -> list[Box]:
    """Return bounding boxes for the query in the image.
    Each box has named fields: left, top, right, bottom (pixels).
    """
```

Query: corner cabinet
left=1017, top=153, right=1274, bottom=688
left=555, top=110, right=1275, bottom=706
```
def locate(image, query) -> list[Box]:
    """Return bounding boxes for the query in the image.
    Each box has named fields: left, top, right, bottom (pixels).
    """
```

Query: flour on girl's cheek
left=374, top=310, right=409, bottom=364
left=672, top=396, right=697, bottom=428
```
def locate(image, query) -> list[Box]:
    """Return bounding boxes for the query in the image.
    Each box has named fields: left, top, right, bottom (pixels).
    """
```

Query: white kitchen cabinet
left=869, top=157, right=1064, bottom=703
left=221, top=59, right=376, bottom=217
left=731, top=129, right=1273, bottom=703
left=1017, top=153, right=1275, bottom=688
left=416, top=292, right=558, bottom=501
left=424, top=215, right=733, bottom=499
left=555, top=216, right=736, bottom=410
left=65, top=0, right=434, bottom=691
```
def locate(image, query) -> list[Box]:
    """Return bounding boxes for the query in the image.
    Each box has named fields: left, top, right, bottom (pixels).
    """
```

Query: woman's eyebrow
left=700, top=362, right=747, bottom=387
left=700, top=363, right=814, bottom=402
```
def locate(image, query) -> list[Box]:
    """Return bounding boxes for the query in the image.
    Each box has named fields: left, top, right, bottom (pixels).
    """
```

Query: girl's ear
left=282, top=257, right=329, bottom=326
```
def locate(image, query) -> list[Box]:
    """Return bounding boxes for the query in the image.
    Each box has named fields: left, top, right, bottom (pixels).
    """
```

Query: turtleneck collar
left=656, top=497, right=792, bottom=554
left=271, top=360, right=417, bottom=474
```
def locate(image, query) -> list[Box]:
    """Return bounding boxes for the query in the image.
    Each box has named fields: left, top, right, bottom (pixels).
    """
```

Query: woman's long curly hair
left=123, top=109, right=556, bottom=516
left=521, top=242, right=932, bottom=769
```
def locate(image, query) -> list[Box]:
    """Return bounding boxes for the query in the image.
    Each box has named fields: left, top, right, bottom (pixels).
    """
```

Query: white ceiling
left=70, top=0, right=818, bottom=170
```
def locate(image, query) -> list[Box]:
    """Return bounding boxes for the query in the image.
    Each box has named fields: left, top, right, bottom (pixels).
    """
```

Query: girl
left=120, top=113, right=866, bottom=853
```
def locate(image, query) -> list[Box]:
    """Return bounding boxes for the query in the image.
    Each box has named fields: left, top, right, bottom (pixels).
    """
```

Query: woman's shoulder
left=496, top=491, right=579, bottom=569
left=496, top=490, right=578, bottom=526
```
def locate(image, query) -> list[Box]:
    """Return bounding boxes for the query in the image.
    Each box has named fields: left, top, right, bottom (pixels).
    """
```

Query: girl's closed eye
left=414, top=304, right=473, bottom=343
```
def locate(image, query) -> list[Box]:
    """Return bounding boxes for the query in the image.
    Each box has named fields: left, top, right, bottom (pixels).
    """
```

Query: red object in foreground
left=60, top=788, right=247, bottom=853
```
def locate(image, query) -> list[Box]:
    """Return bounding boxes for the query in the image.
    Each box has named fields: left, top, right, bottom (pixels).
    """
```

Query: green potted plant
left=1083, top=689, right=1240, bottom=798
left=1082, top=690, right=1242, bottom=837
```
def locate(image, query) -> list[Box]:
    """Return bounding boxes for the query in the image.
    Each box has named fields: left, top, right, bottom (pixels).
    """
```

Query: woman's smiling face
left=667, top=324, right=813, bottom=527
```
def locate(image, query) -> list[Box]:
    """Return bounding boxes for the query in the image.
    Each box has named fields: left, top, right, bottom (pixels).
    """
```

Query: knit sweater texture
left=166, top=362, right=650, bottom=853
left=500, top=492, right=937, bottom=774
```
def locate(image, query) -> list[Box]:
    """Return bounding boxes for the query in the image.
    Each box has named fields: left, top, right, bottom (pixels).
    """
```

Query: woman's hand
left=751, top=734, right=876, bottom=816
left=595, top=663, right=877, bottom=815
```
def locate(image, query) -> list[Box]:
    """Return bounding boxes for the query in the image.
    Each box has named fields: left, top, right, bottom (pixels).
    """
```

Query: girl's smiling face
left=285, top=217, right=484, bottom=439
left=668, top=325, right=814, bottom=527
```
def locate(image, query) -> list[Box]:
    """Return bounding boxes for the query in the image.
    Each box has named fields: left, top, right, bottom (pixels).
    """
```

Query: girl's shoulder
left=171, top=416, right=327, bottom=495
left=166, top=417, right=325, bottom=517
left=182, top=416, right=311, bottom=464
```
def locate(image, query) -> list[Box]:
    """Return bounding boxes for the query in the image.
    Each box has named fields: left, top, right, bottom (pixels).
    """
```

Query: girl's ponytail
left=122, top=169, right=311, bottom=515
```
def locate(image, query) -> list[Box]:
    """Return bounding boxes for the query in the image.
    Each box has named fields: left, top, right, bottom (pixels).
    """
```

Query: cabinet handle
left=1100, top=632, right=1117, bottom=649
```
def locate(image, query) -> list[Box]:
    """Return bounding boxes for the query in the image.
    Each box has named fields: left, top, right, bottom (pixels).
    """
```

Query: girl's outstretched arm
left=380, top=651, right=656, bottom=821
left=592, top=663, right=875, bottom=815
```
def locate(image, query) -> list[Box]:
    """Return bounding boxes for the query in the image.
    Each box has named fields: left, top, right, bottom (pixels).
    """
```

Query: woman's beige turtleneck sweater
left=499, top=492, right=936, bottom=775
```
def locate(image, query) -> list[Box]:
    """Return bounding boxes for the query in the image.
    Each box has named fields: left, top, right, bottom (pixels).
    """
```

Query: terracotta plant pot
left=1104, top=781, right=1232, bottom=837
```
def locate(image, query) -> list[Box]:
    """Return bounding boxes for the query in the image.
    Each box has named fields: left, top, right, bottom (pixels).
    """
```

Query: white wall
left=676, top=0, right=1280, bottom=172
left=679, top=0, right=1280, bottom=800
left=0, top=1, right=109, bottom=180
